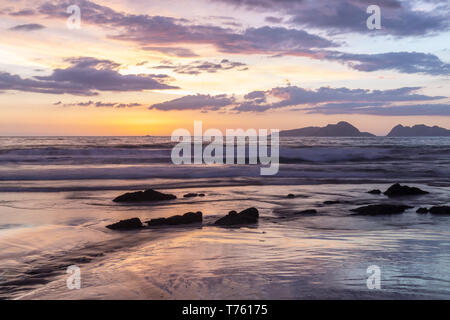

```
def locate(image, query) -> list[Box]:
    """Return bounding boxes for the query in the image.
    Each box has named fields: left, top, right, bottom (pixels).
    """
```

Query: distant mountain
left=280, top=121, right=375, bottom=137
left=387, top=124, right=450, bottom=137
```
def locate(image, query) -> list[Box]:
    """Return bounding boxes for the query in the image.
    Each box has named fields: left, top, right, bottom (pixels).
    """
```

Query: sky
left=0, top=0, right=449, bottom=136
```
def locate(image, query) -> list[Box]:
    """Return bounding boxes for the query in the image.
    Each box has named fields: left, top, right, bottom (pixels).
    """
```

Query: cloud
left=149, top=94, right=235, bottom=111
left=36, top=0, right=338, bottom=55
left=305, top=102, right=450, bottom=116
left=322, top=51, right=450, bottom=76
left=142, top=47, right=199, bottom=57
left=21, top=1, right=450, bottom=76
left=58, top=101, right=143, bottom=108
left=149, top=85, right=448, bottom=116
left=0, top=57, right=177, bottom=96
left=265, top=16, right=283, bottom=24
left=9, top=23, right=45, bottom=31
left=153, top=59, right=248, bottom=75
left=214, top=0, right=450, bottom=37
left=9, top=9, right=36, bottom=16
left=233, top=86, right=446, bottom=112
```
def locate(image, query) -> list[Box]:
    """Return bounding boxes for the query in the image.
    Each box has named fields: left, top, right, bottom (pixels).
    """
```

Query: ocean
left=0, top=136, right=449, bottom=299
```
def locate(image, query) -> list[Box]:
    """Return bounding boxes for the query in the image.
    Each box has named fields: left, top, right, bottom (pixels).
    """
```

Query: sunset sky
left=0, top=0, right=449, bottom=136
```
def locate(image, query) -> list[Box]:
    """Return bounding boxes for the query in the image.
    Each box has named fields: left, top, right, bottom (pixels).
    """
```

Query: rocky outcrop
left=146, top=211, right=203, bottom=226
left=215, top=207, right=259, bottom=226
left=387, top=124, right=450, bottom=137
left=383, top=183, right=429, bottom=197
left=106, top=218, right=143, bottom=230
left=429, top=206, right=450, bottom=215
left=416, top=207, right=429, bottom=214
left=280, top=121, right=375, bottom=137
left=368, top=189, right=382, bottom=194
left=351, top=204, right=413, bottom=215
left=286, top=194, right=296, bottom=199
left=113, top=189, right=176, bottom=202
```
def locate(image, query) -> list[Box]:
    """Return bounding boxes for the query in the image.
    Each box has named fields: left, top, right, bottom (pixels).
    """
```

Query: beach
left=0, top=136, right=450, bottom=299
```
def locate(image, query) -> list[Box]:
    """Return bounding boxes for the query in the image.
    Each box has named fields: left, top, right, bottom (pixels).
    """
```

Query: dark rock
left=429, top=206, right=450, bottom=215
left=198, top=193, right=205, bottom=197
left=113, top=189, right=176, bottom=202
left=368, top=189, right=382, bottom=194
left=147, top=211, right=202, bottom=226
left=294, top=209, right=317, bottom=215
left=324, top=200, right=340, bottom=205
left=383, top=183, right=429, bottom=197
left=106, top=218, right=143, bottom=230
left=183, top=193, right=198, bottom=198
left=280, top=121, right=375, bottom=137
left=286, top=194, right=295, bottom=198
left=416, top=207, right=429, bottom=214
left=351, top=204, right=413, bottom=216
left=215, top=207, right=259, bottom=226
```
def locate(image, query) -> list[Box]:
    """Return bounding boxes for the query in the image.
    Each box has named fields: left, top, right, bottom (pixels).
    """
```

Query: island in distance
left=279, top=121, right=450, bottom=137
left=387, top=124, right=450, bottom=137
left=279, top=121, right=374, bottom=137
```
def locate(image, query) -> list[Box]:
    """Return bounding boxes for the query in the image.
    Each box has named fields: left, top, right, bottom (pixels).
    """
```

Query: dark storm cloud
left=214, top=0, right=450, bottom=36
left=149, top=94, right=235, bottom=111
left=154, top=59, right=248, bottom=75
left=0, top=57, right=177, bottom=96
left=9, top=23, right=45, bottom=31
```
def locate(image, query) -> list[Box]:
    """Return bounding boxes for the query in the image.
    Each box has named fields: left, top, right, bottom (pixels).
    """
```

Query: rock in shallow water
left=416, top=207, right=429, bottom=214
left=113, top=189, right=176, bottom=202
left=383, top=183, right=429, bottom=197
left=368, top=189, right=382, bottom=194
left=146, top=211, right=203, bottom=226
left=215, top=207, right=259, bottom=226
left=429, top=206, right=450, bottom=215
left=351, top=204, right=413, bottom=215
left=106, top=218, right=143, bottom=230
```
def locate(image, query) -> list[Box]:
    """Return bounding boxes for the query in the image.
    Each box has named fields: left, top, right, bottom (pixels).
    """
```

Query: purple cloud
left=322, top=51, right=450, bottom=75
left=153, top=59, right=248, bottom=75
left=9, top=23, right=45, bottom=31
left=214, top=0, right=450, bottom=37
left=0, top=57, right=177, bottom=96
left=142, top=47, right=199, bottom=57
left=149, top=85, right=448, bottom=116
left=306, top=102, right=450, bottom=116
left=36, top=0, right=337, bottom=55
left=59, top=101, right=143, bottom=108
left=16, top=1, right=450, bottom=76
left=149, top=94, right=235, bottom=111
